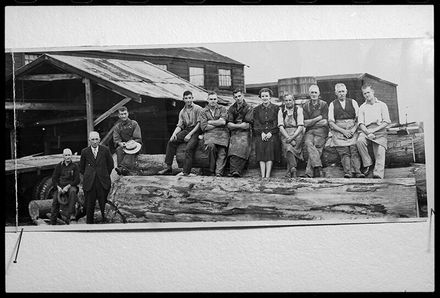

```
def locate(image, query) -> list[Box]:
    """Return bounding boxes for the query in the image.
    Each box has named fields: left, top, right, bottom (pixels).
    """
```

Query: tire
left=33, top=176, right=56, bottom=201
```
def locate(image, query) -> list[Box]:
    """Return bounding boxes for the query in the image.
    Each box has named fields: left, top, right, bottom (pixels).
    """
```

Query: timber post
left=83, top=78, right=94, bottom=141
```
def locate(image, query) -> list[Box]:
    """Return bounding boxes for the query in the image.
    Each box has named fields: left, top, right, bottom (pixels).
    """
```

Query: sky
left=5, top=5, right=433, bottom=124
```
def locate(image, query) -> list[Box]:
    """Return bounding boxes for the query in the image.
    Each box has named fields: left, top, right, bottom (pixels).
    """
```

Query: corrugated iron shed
left=109, top=47, right=245, bottom=66
left=9, top=53, right=230, bottom=104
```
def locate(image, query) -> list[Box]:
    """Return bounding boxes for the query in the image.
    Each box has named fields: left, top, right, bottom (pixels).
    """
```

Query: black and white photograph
left=4, top=4, right=434, bottom=292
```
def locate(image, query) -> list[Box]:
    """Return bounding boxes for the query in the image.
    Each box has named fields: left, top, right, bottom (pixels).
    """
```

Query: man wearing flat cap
left=50, top=148, right=80, bottom=225
left=113, top=106, right=142, bottom=175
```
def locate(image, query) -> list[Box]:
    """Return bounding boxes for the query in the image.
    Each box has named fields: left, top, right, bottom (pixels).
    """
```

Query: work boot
left=313, top=166, right=321, bottom=178
left=158, top=166, right=172, bottom=175
left=290, top=167, right=297, bottom=178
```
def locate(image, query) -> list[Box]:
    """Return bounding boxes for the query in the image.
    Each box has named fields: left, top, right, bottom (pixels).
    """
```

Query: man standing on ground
left=158, top=90, right=202, bottom=176
left=328, top=83, right=364, bottom=178
left=356, top=84, right=391, bottom=179
left=50, top=148, right=80, bottom=225
left=80, top=131, right=114, bottom=224
left=113, top=106, right=142, bottom=175
left=226, top=89, right=253, bottom=177
left=199, top=91, right=230, bottom=177
left=302, top=84, right=329, bottom=178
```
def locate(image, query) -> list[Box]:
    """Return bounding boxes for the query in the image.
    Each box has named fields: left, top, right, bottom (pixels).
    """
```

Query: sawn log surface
left=107, top=176, right=418, bottom=223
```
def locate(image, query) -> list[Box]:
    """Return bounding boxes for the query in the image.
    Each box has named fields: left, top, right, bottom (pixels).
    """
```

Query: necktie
left=93, top=149, right=97, bottom=158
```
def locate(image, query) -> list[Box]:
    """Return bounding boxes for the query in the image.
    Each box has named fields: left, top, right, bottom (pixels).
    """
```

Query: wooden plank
left=107, top=176, right=418, bottom=223
left=94, top=97, right=132, bottom=126
left=84, top=78, right=94, bottom=138
left=17, top=74, right=82, bottom=81
left=5, top=101, right=86, bottom=111
left=5, top=154, right=80, bottom=175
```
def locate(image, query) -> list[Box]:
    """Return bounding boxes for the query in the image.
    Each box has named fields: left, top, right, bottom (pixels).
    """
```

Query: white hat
left=123, top=140, right=142, bottom=154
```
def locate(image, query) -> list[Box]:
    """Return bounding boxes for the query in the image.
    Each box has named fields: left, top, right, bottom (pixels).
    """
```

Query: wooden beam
left=17, top=74, right=82, bottom=81
left=94, top=97, right=132, bottom=126
left=100, top=124, right=116, bottom=146
left=83, top=78, right=94, bottom=139
left=5, top=101, right=85, bottom=111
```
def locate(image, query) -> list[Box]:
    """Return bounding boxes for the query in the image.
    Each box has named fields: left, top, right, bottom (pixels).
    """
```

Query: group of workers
left=49, top=82, right=390, bottom=225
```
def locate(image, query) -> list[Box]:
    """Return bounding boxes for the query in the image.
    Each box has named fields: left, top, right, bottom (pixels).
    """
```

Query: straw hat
left=123, top=140, right=142, bottom=154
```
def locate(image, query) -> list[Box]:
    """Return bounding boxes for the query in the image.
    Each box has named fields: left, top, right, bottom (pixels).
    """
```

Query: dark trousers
left=50, top=186, right=78, bottom=224
left=85, top=178, right=109, bottom=224
left=335, top=145, right=362, bottom=175
left=164, top=129, right=200, bottom=174
left=229, top=155, right=247, bottom=175
left=116, top=147, right=137, bottom=170
left=286, top=151, right=298, bottom=170
left=207, top=144, right=227, bottom=175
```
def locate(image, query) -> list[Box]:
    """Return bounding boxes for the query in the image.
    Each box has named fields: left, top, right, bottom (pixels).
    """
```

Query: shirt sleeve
left=132, top=121, right=142, bottom=144
left=72, top=164, right=80, bottom=186
left=277, top=108, right=284, bottom=127
left=227, top=106, right=235, bottom=123
left=112, top=122, right=122, bottom=146
left=252, top=106, right=263, bottom=134
left=302, top=103, right=310, bottom=120
left=52, top=163, right=61, bottom=188
left=328, top=102, right=335, bottom=122
left=297, top=107, right=304, bottom=126
left=352, top=100, right=360, bottom=118
left=381, top=102, right=391, bottom=124
left=358, top=105, right=365, bottom=125
left=220, top=107, right=228, bottom=122
left=199, top=109, right=209, bottom=132
left=244, top=106, right=253, bottom=124
left=176, top=110, right=185, bottom=130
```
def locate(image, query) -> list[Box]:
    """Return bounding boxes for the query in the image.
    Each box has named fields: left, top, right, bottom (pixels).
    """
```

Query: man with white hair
left=302, top=84, right=329, bottom=178
left=50, top=148, right=80, bottom=225
left=79, top=131, right=114, bottom=224
left=328, top=83, right=364, bottom=178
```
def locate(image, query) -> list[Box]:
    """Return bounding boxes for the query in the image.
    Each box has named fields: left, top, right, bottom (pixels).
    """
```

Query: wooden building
left=5, top=47, right=246, bottom=94
left=316, top=73, right=399, bottom=124
left=246, top=73, right=400, bottom=124
left=4, top=53, right=233, bottom=159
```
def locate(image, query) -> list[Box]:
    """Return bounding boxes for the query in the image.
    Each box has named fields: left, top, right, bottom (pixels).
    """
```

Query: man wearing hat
left=113, top=106, right=142, bottom=175
left=50, top=148, right=80, bottom=225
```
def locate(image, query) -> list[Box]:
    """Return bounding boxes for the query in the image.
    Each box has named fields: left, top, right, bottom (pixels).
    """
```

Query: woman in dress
left=252, top=88, right=280, bottom=178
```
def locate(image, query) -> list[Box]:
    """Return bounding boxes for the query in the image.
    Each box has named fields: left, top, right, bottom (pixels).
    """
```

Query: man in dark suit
left=79, top=131, right=114, bottom=224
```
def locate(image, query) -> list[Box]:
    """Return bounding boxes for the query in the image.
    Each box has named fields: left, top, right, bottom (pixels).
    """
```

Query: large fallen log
left=172, top=132, right=425, bottom=170
left=106, top=175, right=418, bottom=223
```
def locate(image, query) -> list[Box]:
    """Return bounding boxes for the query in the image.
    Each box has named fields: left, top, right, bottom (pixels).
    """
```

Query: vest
left=281, top=105, right=298, bottom=122
left=333, top=98, right=356, bottom=120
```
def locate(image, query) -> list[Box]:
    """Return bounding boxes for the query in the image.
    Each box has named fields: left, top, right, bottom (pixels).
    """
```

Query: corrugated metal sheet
left=110, top=47, right=244, bottom=66
left=45, top=54, right=213, bottom=102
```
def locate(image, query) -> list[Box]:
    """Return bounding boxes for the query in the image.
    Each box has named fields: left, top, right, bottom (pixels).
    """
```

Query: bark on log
left=107, top=176, right=418, bottom=223
left=173, top=132, right=425, bottom=170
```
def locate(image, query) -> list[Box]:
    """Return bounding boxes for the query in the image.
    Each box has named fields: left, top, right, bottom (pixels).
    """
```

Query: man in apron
left=303, top=84, right=329, bottom=178
left=356, top=84, right=391, bottom=179
left=278, top=94, right=304, bottom=178
left=199, top=91, right=230, bottom=177
left=226, top=89, right=253, bottom=177
left=328, top=83, right=363, bottom=178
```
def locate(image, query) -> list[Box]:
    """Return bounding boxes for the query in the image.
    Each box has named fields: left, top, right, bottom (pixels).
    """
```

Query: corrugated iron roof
left=22, top=54, right=221, bottom=103
left=110, top=47, right=245, bottom=66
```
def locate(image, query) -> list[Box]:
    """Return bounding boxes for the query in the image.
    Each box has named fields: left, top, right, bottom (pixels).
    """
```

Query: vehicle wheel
left=33, top=176, right=56, bottom=201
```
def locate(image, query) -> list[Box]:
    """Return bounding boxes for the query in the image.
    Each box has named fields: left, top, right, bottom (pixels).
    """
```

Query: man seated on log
left=302, top=84, right=329, bottom=178
left=158, top=90, right=202, bottom=176
left=199, top=91, right=230, bottom=177
left=356, top=84, right=391, bottom=179
left=278, top=93, right=305, bottom=178
left=50, top=148, right=80, bottom=225
left=113, top=106, right=142, bottom=176
left=226, top=88, right=253, bottom=177
left=328, top=83, right=364, bottom=178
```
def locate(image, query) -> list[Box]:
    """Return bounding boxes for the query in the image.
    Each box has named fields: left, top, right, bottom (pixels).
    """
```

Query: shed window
left=189, top=67, right=204, bottom=87
left=24, top=54, right=40, bottom=65
left=155, top=64, right=168, bottom=70
left=218, top=69, right=232, bottom=87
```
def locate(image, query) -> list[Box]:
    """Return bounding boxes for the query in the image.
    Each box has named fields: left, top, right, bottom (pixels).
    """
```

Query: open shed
left=5, top=53, right=231, bottom=159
